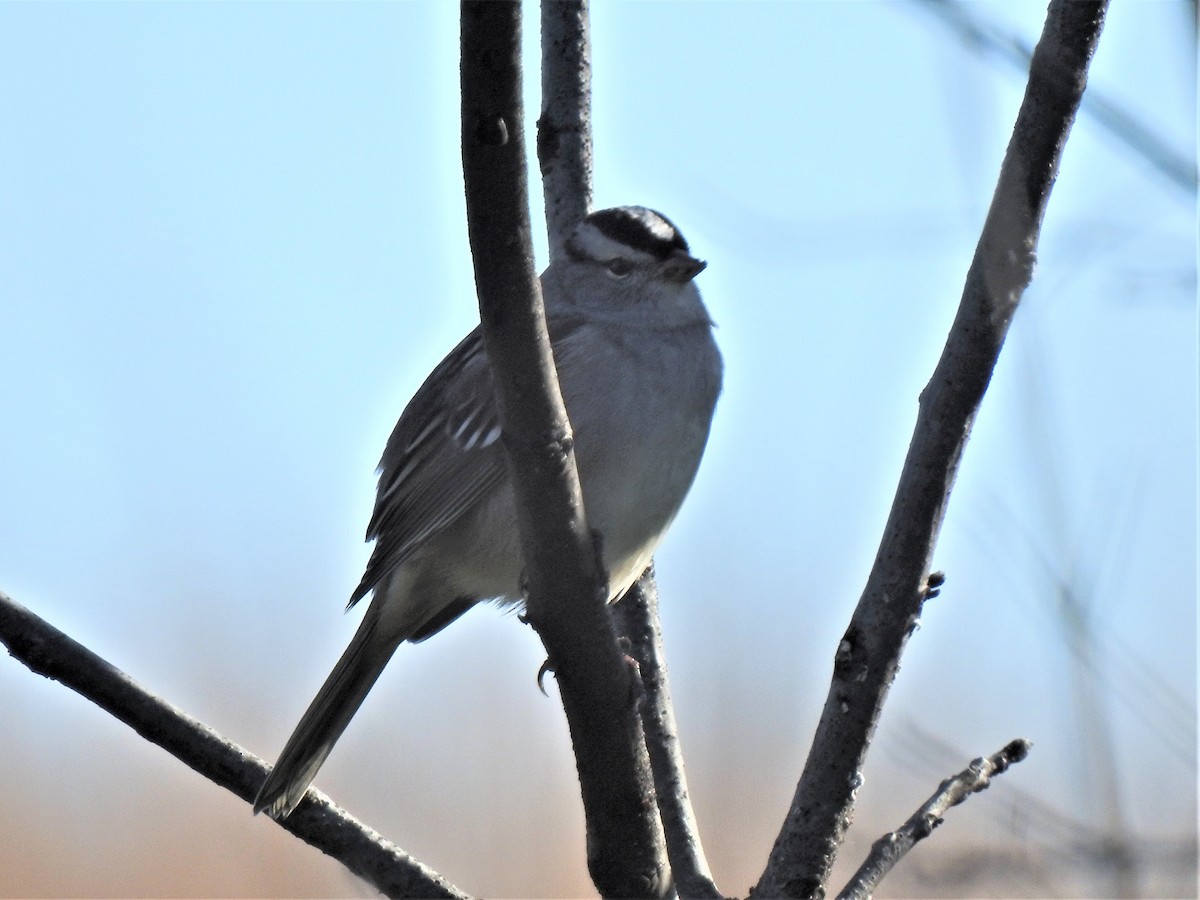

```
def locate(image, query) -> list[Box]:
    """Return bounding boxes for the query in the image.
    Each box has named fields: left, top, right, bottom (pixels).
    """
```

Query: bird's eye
left=605, top=258, right=633, bottom=278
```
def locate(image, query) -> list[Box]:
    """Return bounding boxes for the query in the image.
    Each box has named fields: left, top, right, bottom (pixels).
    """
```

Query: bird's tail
left=254, top=613, right=399, bottom=820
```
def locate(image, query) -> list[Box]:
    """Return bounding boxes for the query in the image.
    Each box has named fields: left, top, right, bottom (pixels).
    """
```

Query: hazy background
left=1, top=2, right=1194, bottom=897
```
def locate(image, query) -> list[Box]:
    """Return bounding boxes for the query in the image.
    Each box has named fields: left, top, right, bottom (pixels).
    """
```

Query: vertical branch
left=613, top=573, right=722, bottom=899
left=538, top=0, right=594, bottom=258
left=536, top=6, right=716, bottom=895
left=459, top=4, right=670, bottom=896
left=753, top=2, right=1110, bottom=897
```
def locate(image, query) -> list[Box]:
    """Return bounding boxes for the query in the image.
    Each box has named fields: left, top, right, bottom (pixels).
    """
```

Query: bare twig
left=459, top=3, right=670, bottom=896
left=836, top=739, right=1033, bottom=900
left=614, top=571, right=723, bottom=900
left=0, top=591, right=467, bottom=900
left=538, top=0, right=593, bottom=258
left=753, top=3, right=1109, bottom=897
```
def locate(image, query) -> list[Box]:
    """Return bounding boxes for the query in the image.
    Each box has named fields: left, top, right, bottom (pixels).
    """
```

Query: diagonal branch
left=0, top=591, right=468, bottom=900
left=753, top=3, right=1109, bottom=897
left=835, top=739, right=1033, bottom=900
left=459, top=3, right=670, bottom=896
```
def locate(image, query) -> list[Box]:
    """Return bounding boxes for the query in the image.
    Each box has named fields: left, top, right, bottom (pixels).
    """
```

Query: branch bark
left=535, top=7, right=716, bottom=894
left=0, top=592, right=467, bottom=900
left=538, top=0, right=593, bottom=259
left=613, top=572, right=723, bottom=900
left=460, top=3, right=670, bottom=896
left=753, top=3, right=1109, bottom=897
left=835, top=740, right=1033, bottom=900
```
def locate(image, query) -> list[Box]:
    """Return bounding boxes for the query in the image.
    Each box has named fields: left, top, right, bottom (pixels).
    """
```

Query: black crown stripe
left=587, top=207, right=690, bottom=260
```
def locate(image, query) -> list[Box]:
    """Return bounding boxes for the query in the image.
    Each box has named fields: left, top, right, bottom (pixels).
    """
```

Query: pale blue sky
left=1, top=2, right=1194, bottom=896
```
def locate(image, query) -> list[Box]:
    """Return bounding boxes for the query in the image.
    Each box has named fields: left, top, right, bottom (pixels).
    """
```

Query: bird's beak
left=663, top=249, right=708, bottom=283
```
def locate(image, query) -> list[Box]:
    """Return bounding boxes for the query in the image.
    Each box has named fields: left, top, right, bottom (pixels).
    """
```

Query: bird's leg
left=589, top=527, right=611, bottom=604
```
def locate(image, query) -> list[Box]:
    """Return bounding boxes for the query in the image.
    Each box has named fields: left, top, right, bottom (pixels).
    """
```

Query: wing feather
left=349, top=314, right=593, bottom=607
left=350, top=328, right=507, bottom=604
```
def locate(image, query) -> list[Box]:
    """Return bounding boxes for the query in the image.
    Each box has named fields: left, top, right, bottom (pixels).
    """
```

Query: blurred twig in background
left=916, top=0, right=1198, bottom=198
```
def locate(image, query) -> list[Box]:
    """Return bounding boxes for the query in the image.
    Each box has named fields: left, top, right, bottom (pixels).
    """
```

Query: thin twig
left=753, top=3, right=1109, bottom=897
left=614, top=571, right=724, bottom=900
left=460, top=3, right=670, bottom=896
left=836, top=739, right=1033, bottom=900
left=0, top=592, right=468, bottom=900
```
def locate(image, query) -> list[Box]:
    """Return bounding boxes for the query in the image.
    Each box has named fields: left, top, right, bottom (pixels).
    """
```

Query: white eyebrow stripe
left=570, top=223, right=658, bottom=265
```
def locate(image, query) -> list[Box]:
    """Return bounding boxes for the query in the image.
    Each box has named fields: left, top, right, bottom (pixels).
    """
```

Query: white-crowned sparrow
left=255, top=206, right=722, bottom=819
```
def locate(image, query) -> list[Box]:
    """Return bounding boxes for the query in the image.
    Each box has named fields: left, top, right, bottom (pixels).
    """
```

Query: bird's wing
left=350, top=327, right=508, bottom=605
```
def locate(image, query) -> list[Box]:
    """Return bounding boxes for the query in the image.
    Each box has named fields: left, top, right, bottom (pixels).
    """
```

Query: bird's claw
left=536, top=658, right=555, bottom=696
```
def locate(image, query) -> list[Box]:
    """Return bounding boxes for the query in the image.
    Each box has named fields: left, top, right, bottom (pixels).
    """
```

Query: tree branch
left=535, top=7, right=716, bottom=894
left=753, top=3, right=1109, bottom=897
left=460, top=3, right=670, bottom=896
left=538, top=0, right=593, bottom=260
left=614, top=571, right=723, bottom=900
left=835, top=740, right=1033, bottom=900
left=0, top=591, right=467, bottom=900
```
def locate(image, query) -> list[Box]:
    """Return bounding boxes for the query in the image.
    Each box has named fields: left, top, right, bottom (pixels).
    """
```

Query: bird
left=254, top=206, right=723, bottom=820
